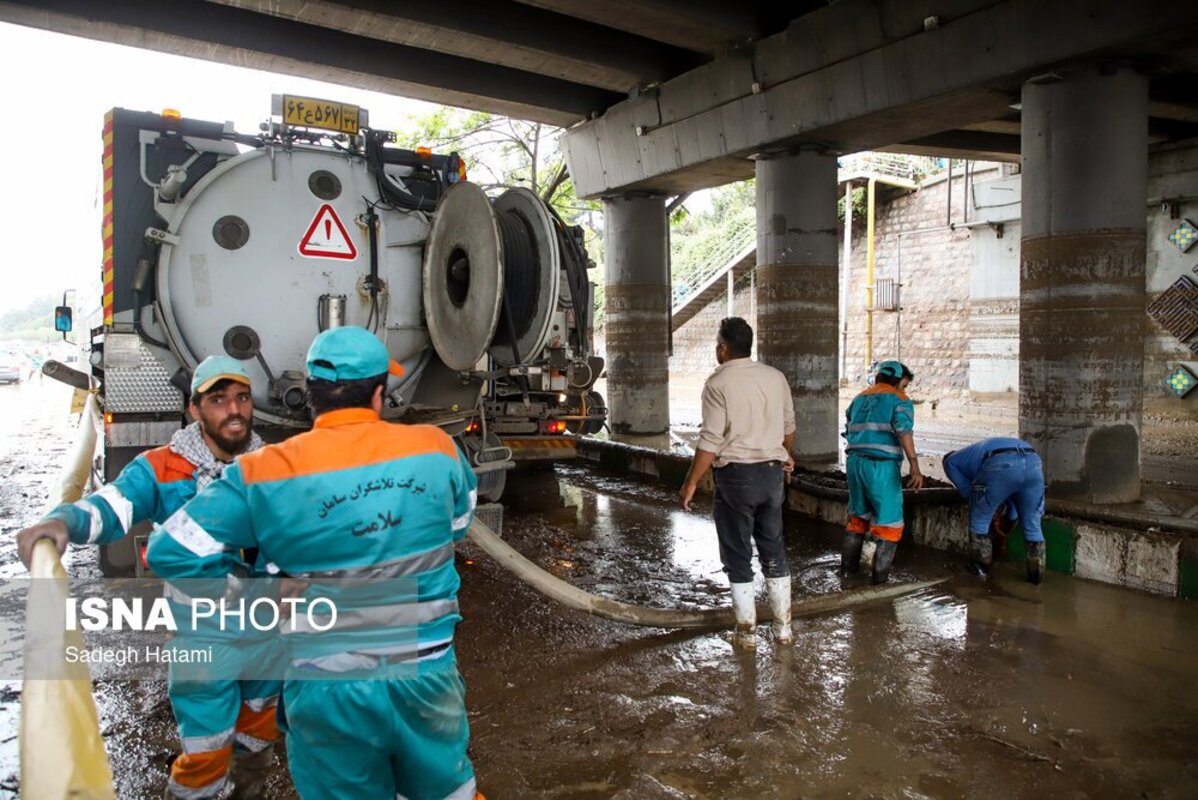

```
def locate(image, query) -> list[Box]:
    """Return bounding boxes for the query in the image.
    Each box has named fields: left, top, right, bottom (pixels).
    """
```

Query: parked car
left=0, top=352, right=23, bottom=384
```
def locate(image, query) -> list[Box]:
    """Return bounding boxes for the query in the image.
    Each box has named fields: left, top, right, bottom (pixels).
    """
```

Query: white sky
left=0, top=22, right=439, bottom=314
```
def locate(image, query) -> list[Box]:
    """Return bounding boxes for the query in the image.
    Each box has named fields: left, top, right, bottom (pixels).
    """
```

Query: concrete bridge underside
left=5, top=0, right=1198, bottom=502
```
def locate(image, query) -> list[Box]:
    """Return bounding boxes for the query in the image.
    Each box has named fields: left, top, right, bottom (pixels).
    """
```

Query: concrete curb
left=574, top=437, right=1198, bottom=599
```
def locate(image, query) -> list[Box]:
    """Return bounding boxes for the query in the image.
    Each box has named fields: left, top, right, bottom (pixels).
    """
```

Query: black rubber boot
left=840, top=532, right=864, bottom=577
left=871, top=539, right=898, bottom=584
left=228, top=746, right=276, bottom=799
left=1026, top=541, right=1045, bottom=585
left=967, top=534, right=992, bottom=577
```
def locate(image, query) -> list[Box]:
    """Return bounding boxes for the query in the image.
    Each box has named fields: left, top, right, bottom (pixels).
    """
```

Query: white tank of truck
left=69, top=98, right=605, bottom=575
left=151, top=98, right=603, bottom=435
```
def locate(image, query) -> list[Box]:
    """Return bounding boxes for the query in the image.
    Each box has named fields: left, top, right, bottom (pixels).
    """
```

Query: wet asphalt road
left=2, top=379, right=1197, bottom=798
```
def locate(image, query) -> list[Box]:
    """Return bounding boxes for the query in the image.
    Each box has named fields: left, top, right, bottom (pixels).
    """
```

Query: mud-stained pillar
left=604, top=194, right=670, bottom=438
left=755, top=149, right=839, bottom=463
left=1019, top=66, right=1147, bottom=503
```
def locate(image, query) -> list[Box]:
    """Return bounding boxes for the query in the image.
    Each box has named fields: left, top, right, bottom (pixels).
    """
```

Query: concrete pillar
left=604, top=194, right=670, bottom=438
left=755, top=149, right=839, bottom=463
left=1019, top=66, right=1147, bottom=503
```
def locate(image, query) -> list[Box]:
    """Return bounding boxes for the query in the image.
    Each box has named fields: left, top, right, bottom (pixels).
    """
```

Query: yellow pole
left=21, top=393, right=115, bottom=799
left=865, top=177, right=876, bottom=370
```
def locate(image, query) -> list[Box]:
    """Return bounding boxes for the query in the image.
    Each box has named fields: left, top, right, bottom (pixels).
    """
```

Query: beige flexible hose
left=466, top=518, right=947, bottom=629
left=22, top=393, right=116, bottom=799
left=17, top=395, right=937, bottom=799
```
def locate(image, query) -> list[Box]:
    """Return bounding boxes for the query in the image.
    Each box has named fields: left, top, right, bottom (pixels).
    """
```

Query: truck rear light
left=466, top=420, right=481, bottom=434
left=543, top=420, right=567, bottom=435
left=139, top=541, right=149, bottom=570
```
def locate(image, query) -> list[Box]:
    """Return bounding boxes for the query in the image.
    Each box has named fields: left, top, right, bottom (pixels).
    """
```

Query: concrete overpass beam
left=1019, top=66, right=1147, bottom=503
left=604, top=195, right=670, bottom=437
left=563, top=0, right=1198, bottom=198
left=755, top=150, right=839, bottom=463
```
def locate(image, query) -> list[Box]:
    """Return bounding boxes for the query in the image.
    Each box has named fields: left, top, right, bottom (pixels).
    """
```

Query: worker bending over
left=943, top=437, right=1047, bottom=583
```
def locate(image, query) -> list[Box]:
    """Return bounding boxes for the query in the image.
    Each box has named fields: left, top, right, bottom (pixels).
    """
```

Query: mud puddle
left=1, top=382, right=1196, bottom=798
left=457, top=465, right=1198, bottom=799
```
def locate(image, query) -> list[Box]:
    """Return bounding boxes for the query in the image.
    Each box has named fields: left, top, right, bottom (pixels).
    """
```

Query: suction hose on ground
left=22, top=393, right=116, bottom=798
left=466, top=519, right=947, bottom=630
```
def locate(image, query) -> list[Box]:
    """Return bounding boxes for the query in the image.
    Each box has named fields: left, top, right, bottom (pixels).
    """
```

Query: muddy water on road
left=461, top=466, right=1198, bottom=799
left=1, top=380, right=1196, bottom=798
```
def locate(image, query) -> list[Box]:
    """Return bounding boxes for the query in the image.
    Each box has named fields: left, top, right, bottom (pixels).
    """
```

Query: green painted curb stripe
left=1180, top=558, right=1198, bottom=600
left=1003, top=518, right=1074, bottom=575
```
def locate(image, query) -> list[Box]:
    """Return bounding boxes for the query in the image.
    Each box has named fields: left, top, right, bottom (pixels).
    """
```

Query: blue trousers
left=968, top=451, right=1045, bottom=542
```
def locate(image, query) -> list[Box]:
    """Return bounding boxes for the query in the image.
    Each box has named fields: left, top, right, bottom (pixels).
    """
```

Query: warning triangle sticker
left=298, top=203, right=358, bottom=260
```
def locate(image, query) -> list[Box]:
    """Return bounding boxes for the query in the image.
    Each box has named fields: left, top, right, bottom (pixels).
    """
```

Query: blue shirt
left=941, top=437, right=1035, bottom=496
left=943, top=437, right=1036, bottom=519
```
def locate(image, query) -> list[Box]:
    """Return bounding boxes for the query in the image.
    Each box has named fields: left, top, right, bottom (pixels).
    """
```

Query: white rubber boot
left=766, top=576, right=793, bottom=644
left=729, top=582, right=757, bottom=650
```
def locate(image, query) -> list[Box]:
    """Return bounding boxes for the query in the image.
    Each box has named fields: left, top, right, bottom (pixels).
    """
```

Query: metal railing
left=838, top=152, right=946, bottom=183
left=838, top=152, right=917, bottom=181
left=671, top=221, right=756, bottom=309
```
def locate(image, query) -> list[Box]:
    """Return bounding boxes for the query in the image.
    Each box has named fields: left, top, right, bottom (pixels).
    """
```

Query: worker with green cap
left=16, top=355, right=281, bottom=799
left=148, top=327, right=482, bottom=800
left=840, top=360, right=923, bottom=583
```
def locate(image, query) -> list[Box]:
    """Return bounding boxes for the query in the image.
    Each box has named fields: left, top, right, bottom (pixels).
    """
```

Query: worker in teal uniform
left=841, top=360, right=924, bottom=583
left=17, top=356, right=281, bottom=799
left=148, top=327, right=482, bottom=800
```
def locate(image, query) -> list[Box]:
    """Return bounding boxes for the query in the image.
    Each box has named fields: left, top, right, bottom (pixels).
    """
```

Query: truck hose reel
left=423, top=184, right=562, bottom=372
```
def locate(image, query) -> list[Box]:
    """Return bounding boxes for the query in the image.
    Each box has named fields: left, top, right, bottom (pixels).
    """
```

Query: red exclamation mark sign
left=300, top=203, right=357, bottom=260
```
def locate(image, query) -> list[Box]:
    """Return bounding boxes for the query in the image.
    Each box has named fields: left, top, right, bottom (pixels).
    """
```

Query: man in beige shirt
left=679, top=317, right=796, bottom=649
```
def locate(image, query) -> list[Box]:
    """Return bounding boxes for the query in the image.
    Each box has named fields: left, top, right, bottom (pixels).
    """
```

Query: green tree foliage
left=670, top=180, right=756, bottom=295
left=0, top=294, right=61, bottom=343
left=394, top=108, right=604, bottom=319
left=837, top=185, right=867, bottom=223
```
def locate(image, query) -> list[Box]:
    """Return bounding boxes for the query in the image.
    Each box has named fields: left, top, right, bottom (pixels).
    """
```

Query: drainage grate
left=1147, top=275, right=1198, bottom=346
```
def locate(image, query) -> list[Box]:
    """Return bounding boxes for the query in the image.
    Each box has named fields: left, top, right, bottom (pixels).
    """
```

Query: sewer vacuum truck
left=58, top=97, right=605, bottom=576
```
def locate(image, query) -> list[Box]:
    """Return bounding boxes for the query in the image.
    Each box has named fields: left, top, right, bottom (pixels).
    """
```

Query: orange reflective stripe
left=858, top=383, right=910, bottom=401
left=846, top=516, right=870, bottom=534
left=240, top=421, right=459, bottom=484
left=870, top=523, right=904, bottom=542
left=143, top=446, right=197, bottom=483
left=236, top=702, right=280, bottom=743
left=171, top=744, right=233, bottom=789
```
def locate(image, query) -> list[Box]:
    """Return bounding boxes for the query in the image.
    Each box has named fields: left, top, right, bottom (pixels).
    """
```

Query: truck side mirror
left=54, top=305, right=73, bottom=335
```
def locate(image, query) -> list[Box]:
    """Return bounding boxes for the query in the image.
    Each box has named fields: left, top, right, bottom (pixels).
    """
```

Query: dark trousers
left=712, top=461, right=789, bottom=583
